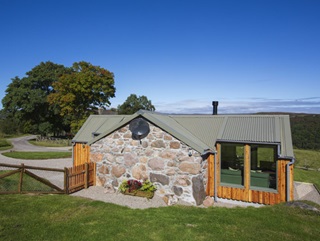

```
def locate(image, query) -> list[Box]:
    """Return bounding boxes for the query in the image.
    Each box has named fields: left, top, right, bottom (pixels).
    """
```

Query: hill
left=256, top=112, right=320, bottom=150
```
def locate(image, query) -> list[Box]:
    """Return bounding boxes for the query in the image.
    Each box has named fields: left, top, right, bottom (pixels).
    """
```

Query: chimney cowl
left=212, top=101, right=219, bottom=115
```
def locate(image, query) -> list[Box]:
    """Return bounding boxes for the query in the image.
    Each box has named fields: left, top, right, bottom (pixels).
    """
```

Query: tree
left=48, top=61, right=115, bottom=133
left=117, top=94, right=155, bottom=115
left=1, top=62, right=70, bottom=135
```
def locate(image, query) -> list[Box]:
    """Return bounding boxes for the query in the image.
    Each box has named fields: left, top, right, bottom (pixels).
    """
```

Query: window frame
left=219, top=141, right=279, bottom=192
left=219, top=142, right=245, bottom=187
left=250, top=144, right=278, bottom=191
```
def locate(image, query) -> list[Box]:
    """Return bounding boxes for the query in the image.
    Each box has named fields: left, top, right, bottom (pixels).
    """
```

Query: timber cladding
left=73, top=143, right=91, bottom=166
left=206, top=143, right=294, bottom=205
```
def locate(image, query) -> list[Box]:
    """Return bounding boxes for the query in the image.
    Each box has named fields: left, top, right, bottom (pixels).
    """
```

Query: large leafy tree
left=48, top=61, right=115, bottom=133
left=2, top=62, right=70, bottom=135
left=117, top=94, right=155, bottom=114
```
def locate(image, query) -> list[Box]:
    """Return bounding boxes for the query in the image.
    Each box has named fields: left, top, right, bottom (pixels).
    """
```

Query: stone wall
left=90, top=122, right=207, bottom=205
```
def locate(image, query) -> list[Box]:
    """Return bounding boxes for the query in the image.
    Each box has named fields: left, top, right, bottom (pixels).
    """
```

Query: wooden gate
left=66, top=162, right=96, bottom=194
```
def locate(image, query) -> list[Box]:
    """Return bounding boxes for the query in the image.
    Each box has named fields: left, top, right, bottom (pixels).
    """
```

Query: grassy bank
left=0, top=194, right=319, bottom=241
left=1, top=151, right=71, bottom=159
left=0, top=139, right=12, bottom=151
left=29, top=139, right=71, bottom=147
left=294, top=149, right=320, bottom=170
left=293, top=149, right=320, bottom=188
left=294, top=168, right=320, bottom=189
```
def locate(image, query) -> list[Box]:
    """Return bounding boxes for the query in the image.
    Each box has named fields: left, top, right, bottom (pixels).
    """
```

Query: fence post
left=18, top=163, right=24, bottom=193
left=85, top=163, right=89, bottom=189
left=64, top=167, right=69, bottom=194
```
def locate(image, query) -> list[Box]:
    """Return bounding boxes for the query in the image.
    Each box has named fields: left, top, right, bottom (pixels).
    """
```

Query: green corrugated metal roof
left=72, top=115, right=128, bottom=143
left=73, top=110, right=294, bottom=158
left=215, top=115, right=294, bottom=157
left=85, top=111, right=211, bottom=154
left=170, top=115, right=225, bottom=150
left=218, top=115, right=279, bottom=142
left=279, top=116, right=294, bottom=158
left=140, top=112, right=211, bottom=153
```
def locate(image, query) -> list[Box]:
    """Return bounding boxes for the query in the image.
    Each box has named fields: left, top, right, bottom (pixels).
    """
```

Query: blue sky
left=1, top=0, right=320, bottom=114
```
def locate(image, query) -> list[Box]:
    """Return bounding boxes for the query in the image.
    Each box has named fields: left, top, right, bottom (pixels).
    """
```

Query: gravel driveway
left=9, top=135, right=72, bottom=152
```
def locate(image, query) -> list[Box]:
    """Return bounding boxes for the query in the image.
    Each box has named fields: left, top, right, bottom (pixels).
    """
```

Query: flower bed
left=119, top=179, right=156, bottom=199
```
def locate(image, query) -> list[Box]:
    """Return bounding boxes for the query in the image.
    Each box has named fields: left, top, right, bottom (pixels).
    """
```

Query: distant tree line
left=0, top=61, right=155, bottom=137
left=290, top=114, right=320, bottom=150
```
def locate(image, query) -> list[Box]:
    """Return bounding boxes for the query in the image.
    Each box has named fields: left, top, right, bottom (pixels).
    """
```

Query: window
left=220, top=143, right=244, bottom=186
left=220, top=143, right=278, bottom=190
left=250, top=145, right=277, bottom=189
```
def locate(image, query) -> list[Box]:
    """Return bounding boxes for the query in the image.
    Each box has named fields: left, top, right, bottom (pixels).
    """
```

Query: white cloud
left=154, top=97, right=320, bottom=114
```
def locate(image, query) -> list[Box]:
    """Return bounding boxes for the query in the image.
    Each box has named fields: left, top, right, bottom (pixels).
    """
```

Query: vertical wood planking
left=244, top=144, right=250, bottom=202
left=217, top=144, right=221, bottom=187
left=206, top=154, right=214, bottom=196
left=67, top=162, right=95, bottom=193
left=215, top=159, right=292, bottom=205
left=278, top=160, right=284, bottom=202
left=290, top=165, right=294, bottom=201
left=73, top=143, right=91, bottom=167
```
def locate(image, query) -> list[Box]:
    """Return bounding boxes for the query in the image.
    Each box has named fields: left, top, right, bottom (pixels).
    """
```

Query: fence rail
left=0, top=162, right=95, bottom=195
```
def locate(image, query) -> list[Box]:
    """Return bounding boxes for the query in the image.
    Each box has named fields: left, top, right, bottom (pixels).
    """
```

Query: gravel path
left=71, top=186, right=168, bottom=209
left=8, top=135, right=72, bottom=152
left=294, top=182, right=320, bottom=205
left=71, top=186, right=266, bottom=209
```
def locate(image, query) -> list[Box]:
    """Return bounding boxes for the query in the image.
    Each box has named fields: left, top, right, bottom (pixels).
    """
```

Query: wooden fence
left=0, top=162, right=96, bottom=195
left=66, top=162, right=96, bottom=194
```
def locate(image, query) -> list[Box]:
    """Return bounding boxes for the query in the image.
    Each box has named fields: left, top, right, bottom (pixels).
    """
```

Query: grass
left=294, top=168, right=320, bottom=189
left=1, top=151, right=72, bottom=159
left=293, top=149, right=320, bottom=188
left=0, top=139, right=12, bottom=151
left=29, top=139, right=71, bottom=147
left=0, top=171, right=55, bottom=192
left=0, top=194, right=319, bottom=241
left=293, top=149, right=320, bottom=170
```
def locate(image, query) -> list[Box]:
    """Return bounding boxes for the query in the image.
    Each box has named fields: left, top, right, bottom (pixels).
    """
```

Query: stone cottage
left=72, top=109, right=295, bottom=206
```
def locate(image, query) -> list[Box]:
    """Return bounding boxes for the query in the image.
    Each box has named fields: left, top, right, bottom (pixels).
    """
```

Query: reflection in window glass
left=250, top=145, right=277, bottom=189
left=220, top=143, right=244, bottom=186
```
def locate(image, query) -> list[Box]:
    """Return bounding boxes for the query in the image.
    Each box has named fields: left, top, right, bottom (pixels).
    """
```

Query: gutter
left=202, top=149, right=218, bottom=202
left=286, top=157, right=295, bottom=202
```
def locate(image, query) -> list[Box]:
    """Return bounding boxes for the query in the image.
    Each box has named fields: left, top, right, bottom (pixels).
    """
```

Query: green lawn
left=1, top=151, right=71, bottom=159
left=0, top=139, right=12, bottom=151
left=0, top=194, right=319, bottom=241
left=0, top=171, right=55, bottom=192
left=294, top=168, right=320, bottom=189
left=294, top=149, right=320, bottom=170
left=29, top=139, right=71, bottom=147
left=293, top=149, right=320, bottom=188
